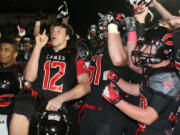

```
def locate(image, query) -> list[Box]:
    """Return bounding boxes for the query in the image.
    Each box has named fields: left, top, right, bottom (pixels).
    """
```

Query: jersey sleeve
left=148, top=92, right=171, bottom=114
left=76, top=58, right=89, bottom=77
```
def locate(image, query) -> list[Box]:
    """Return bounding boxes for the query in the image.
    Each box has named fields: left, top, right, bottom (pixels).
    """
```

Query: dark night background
left=0, top=0, right=179, bottom=36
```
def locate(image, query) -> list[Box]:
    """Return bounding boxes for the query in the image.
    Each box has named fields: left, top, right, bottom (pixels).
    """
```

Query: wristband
left=35, top=21, right=41, bottom=26
left=24, top=81, right=30, bottom=86
left=127, top=31, right=137, bottom=41
left=108, top=23, right=119, bottom=34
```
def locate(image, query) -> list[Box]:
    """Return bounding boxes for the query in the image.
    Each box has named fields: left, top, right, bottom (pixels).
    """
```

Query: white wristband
left=35, top=21, right=41, bottom=26
left=108, top=23, right=119, bottom=34
left=24, top=81, right=30, bottom=86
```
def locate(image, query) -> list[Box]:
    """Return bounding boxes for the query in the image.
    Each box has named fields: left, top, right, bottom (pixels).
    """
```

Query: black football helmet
left=132, top=26, right=174, bottom=67
left=37, top=108, right=71, bottom=135
left=129, top=0, right=152, bottom=14
left=75, top=39, right=92, bottom=62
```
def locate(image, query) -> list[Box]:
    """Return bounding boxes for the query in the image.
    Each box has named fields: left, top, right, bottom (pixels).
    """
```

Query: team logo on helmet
left=132, top=26, right=174, bottom=67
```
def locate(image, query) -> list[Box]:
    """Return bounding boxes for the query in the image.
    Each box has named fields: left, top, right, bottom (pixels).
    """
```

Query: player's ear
left=66, top=35, right=70, bottom=41
left=13, top=51, right=18, bottom=61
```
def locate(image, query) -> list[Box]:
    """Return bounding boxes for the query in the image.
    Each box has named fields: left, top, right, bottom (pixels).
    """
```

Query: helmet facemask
left=131, top=26, right=174, bottom=67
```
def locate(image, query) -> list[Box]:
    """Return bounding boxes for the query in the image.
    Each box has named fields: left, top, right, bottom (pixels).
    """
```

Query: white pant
left=0, top=114, right=8, bottom=135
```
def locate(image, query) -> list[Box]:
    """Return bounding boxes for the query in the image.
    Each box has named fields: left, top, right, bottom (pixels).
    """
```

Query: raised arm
left=24, top=30, right=48, bottom=82
left=34, top=21, right=41, bottom=37
left=149, top=0, right=173, bottom=21
left=125, top=7, right=149, bottom=74
left=107, top=24, right=128, bottom=66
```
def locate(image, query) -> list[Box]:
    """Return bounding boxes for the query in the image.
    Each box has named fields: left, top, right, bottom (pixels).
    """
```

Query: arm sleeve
left=149, top=91, right=171, bottom=115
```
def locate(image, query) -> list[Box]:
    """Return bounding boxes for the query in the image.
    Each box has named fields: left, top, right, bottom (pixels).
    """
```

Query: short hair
left=14, top=35, right=21, bottom=39
left=0, top=37, right=19, bottom=52
left=51, top=22, right=74, bottom=40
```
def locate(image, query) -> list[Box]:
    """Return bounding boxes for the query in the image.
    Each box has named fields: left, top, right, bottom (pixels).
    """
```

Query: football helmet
left=76, top=39, right=92, bottom=62
left=37, top=108, right=71, bottom=135
left=132, top=26, right=174, bottom=67
left=129, top=0, right=152, bottom=6
left=128, top=0, right=153, bottom=15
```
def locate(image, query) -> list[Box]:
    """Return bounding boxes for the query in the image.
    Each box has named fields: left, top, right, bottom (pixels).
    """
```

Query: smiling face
left=50, top=26, right=70, bottom=51
left=0, top=43, right=18, bottom=68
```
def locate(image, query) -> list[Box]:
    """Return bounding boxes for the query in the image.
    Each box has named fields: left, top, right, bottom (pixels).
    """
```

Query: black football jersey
left=85, top=45, right=131, bottom=109
left=32, top=46, right=87, bottom=100
left=139, top=67, right=180, bottom=131
left=0, top=63, right=24, bottom=114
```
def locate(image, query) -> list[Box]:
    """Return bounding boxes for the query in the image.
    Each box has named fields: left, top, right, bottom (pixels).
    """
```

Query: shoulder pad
left=148, top=71, right=180, bottom=100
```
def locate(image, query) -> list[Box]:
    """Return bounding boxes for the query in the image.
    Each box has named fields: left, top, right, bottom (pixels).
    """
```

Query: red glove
left=102, top=82, right=121, bottom=105
left=107, top=71, right=119, bottom=82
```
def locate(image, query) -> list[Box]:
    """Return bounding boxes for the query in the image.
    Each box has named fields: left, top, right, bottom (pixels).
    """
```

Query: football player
left=9, top=23, right=91, bottom=135
left=102, top=8, right=180, bottom=135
